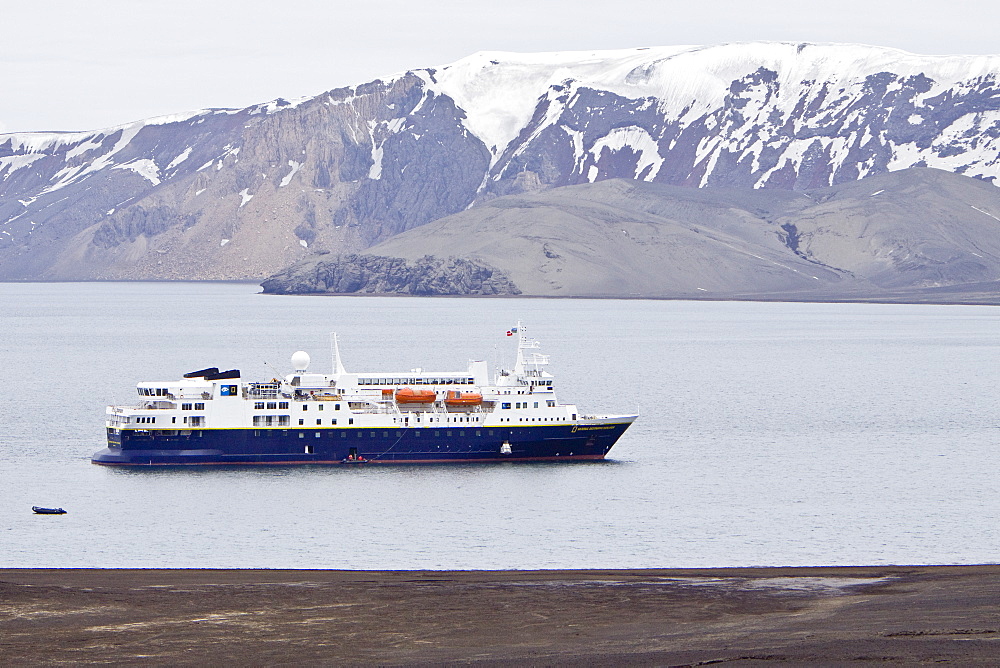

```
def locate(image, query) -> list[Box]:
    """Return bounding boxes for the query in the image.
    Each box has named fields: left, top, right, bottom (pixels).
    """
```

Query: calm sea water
left=2, top=282, right=998, bottom=569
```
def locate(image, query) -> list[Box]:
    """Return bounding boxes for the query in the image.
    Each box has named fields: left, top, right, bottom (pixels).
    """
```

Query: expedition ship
left=91, top=325, right=637, bottom=466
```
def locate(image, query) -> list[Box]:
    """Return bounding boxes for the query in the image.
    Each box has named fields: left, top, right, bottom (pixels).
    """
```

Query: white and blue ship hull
left=92, top=420, right=632, bottom=466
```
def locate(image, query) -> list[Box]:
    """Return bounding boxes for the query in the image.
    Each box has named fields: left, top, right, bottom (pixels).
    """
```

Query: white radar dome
left=291, top=350, right=311, bottom=371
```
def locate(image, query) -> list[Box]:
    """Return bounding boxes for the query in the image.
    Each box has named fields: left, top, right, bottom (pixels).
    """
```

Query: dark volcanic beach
left=3, top=566, right=1000, bottom=665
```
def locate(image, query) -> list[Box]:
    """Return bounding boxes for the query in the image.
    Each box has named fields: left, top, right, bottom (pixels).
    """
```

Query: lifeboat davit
left=444, top=390, right=483, bottom=406
left=394, top=388, right=437, bottom=404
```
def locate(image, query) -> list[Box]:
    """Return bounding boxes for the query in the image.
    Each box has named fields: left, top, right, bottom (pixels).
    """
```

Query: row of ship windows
left=266, top=429, right=502, bottom=439
left=395, top=415, right=480, bottom=424
left=501, top=401, right=556, bottom=409
left=130, top=416, right=204, bottom=426
left=253, top=415, right=357, bottom=427
left=357, top=377, right=474, bottom=386
left=253, top=402, right=342, bottom=411
left=248, top=414, right=571, bottom=427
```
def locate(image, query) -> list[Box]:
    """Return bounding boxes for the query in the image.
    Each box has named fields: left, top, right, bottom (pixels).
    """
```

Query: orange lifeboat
left=444, top=390, right=483, bottom=406
left=394, top=387, right=437, bottom=404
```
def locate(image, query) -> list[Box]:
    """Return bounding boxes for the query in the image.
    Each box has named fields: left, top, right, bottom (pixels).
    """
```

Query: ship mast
left=330, top=332, right=347, bottom=376
left=512, top=321, right=548, bottom=381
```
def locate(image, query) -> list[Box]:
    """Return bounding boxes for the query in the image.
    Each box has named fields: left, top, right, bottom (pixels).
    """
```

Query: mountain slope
left=261, top=168, right=1000, bottom=299
left=3, top=43, right=1000, bottom=281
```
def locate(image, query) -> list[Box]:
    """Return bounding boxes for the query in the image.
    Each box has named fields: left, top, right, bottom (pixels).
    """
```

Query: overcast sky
left=2, top=0, right=998, bottom=134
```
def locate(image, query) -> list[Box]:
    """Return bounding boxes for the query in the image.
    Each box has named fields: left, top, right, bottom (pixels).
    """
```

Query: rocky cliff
left=260, top=253, right=520, bottom=296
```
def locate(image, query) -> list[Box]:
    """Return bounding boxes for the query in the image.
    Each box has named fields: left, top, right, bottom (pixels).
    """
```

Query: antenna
left=263, top=360, right=282, bottom=380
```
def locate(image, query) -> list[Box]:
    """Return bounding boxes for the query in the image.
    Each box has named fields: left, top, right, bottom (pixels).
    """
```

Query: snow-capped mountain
left=2, top=42, right=1000, bottom=281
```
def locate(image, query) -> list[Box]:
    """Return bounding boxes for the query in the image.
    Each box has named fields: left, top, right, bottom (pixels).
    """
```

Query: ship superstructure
left=92, top=324, right=636, bottom=466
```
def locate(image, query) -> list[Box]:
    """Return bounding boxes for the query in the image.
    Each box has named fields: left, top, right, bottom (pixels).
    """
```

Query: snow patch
left=0, top=152, right=45, bottom=175
left=369, top=145, right=383, bottom=179
left=220, top=239, right=230, bottom=247
left=31, top=121, right=147, bottom=195
left=166, top=147, right=193, bottom=170
left=423, top=47, right=692, bottom=157
left=589, top=126, right=663, bottom=180
left=65, top=136, right=104, bottom=160
left=279, top=160, right=302, bottom=187
left=299, top=239, right=308, bottom=248
left=238, top=189, right=253, bottom=207
left=252, top=96, right=312, bottom=115
left=113, top=159, right=161, bottom=185
left=971, top=205, right=1000, bottom=222
left=367, top=120, right=383, bottom=180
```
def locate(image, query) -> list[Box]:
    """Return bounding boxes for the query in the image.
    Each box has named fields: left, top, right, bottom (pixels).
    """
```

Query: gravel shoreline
left=3, top=565, right=1000, bottom=665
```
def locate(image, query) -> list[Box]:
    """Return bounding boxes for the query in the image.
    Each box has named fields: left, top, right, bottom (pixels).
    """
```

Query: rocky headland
left=260, top=253, right=520, bottom=295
